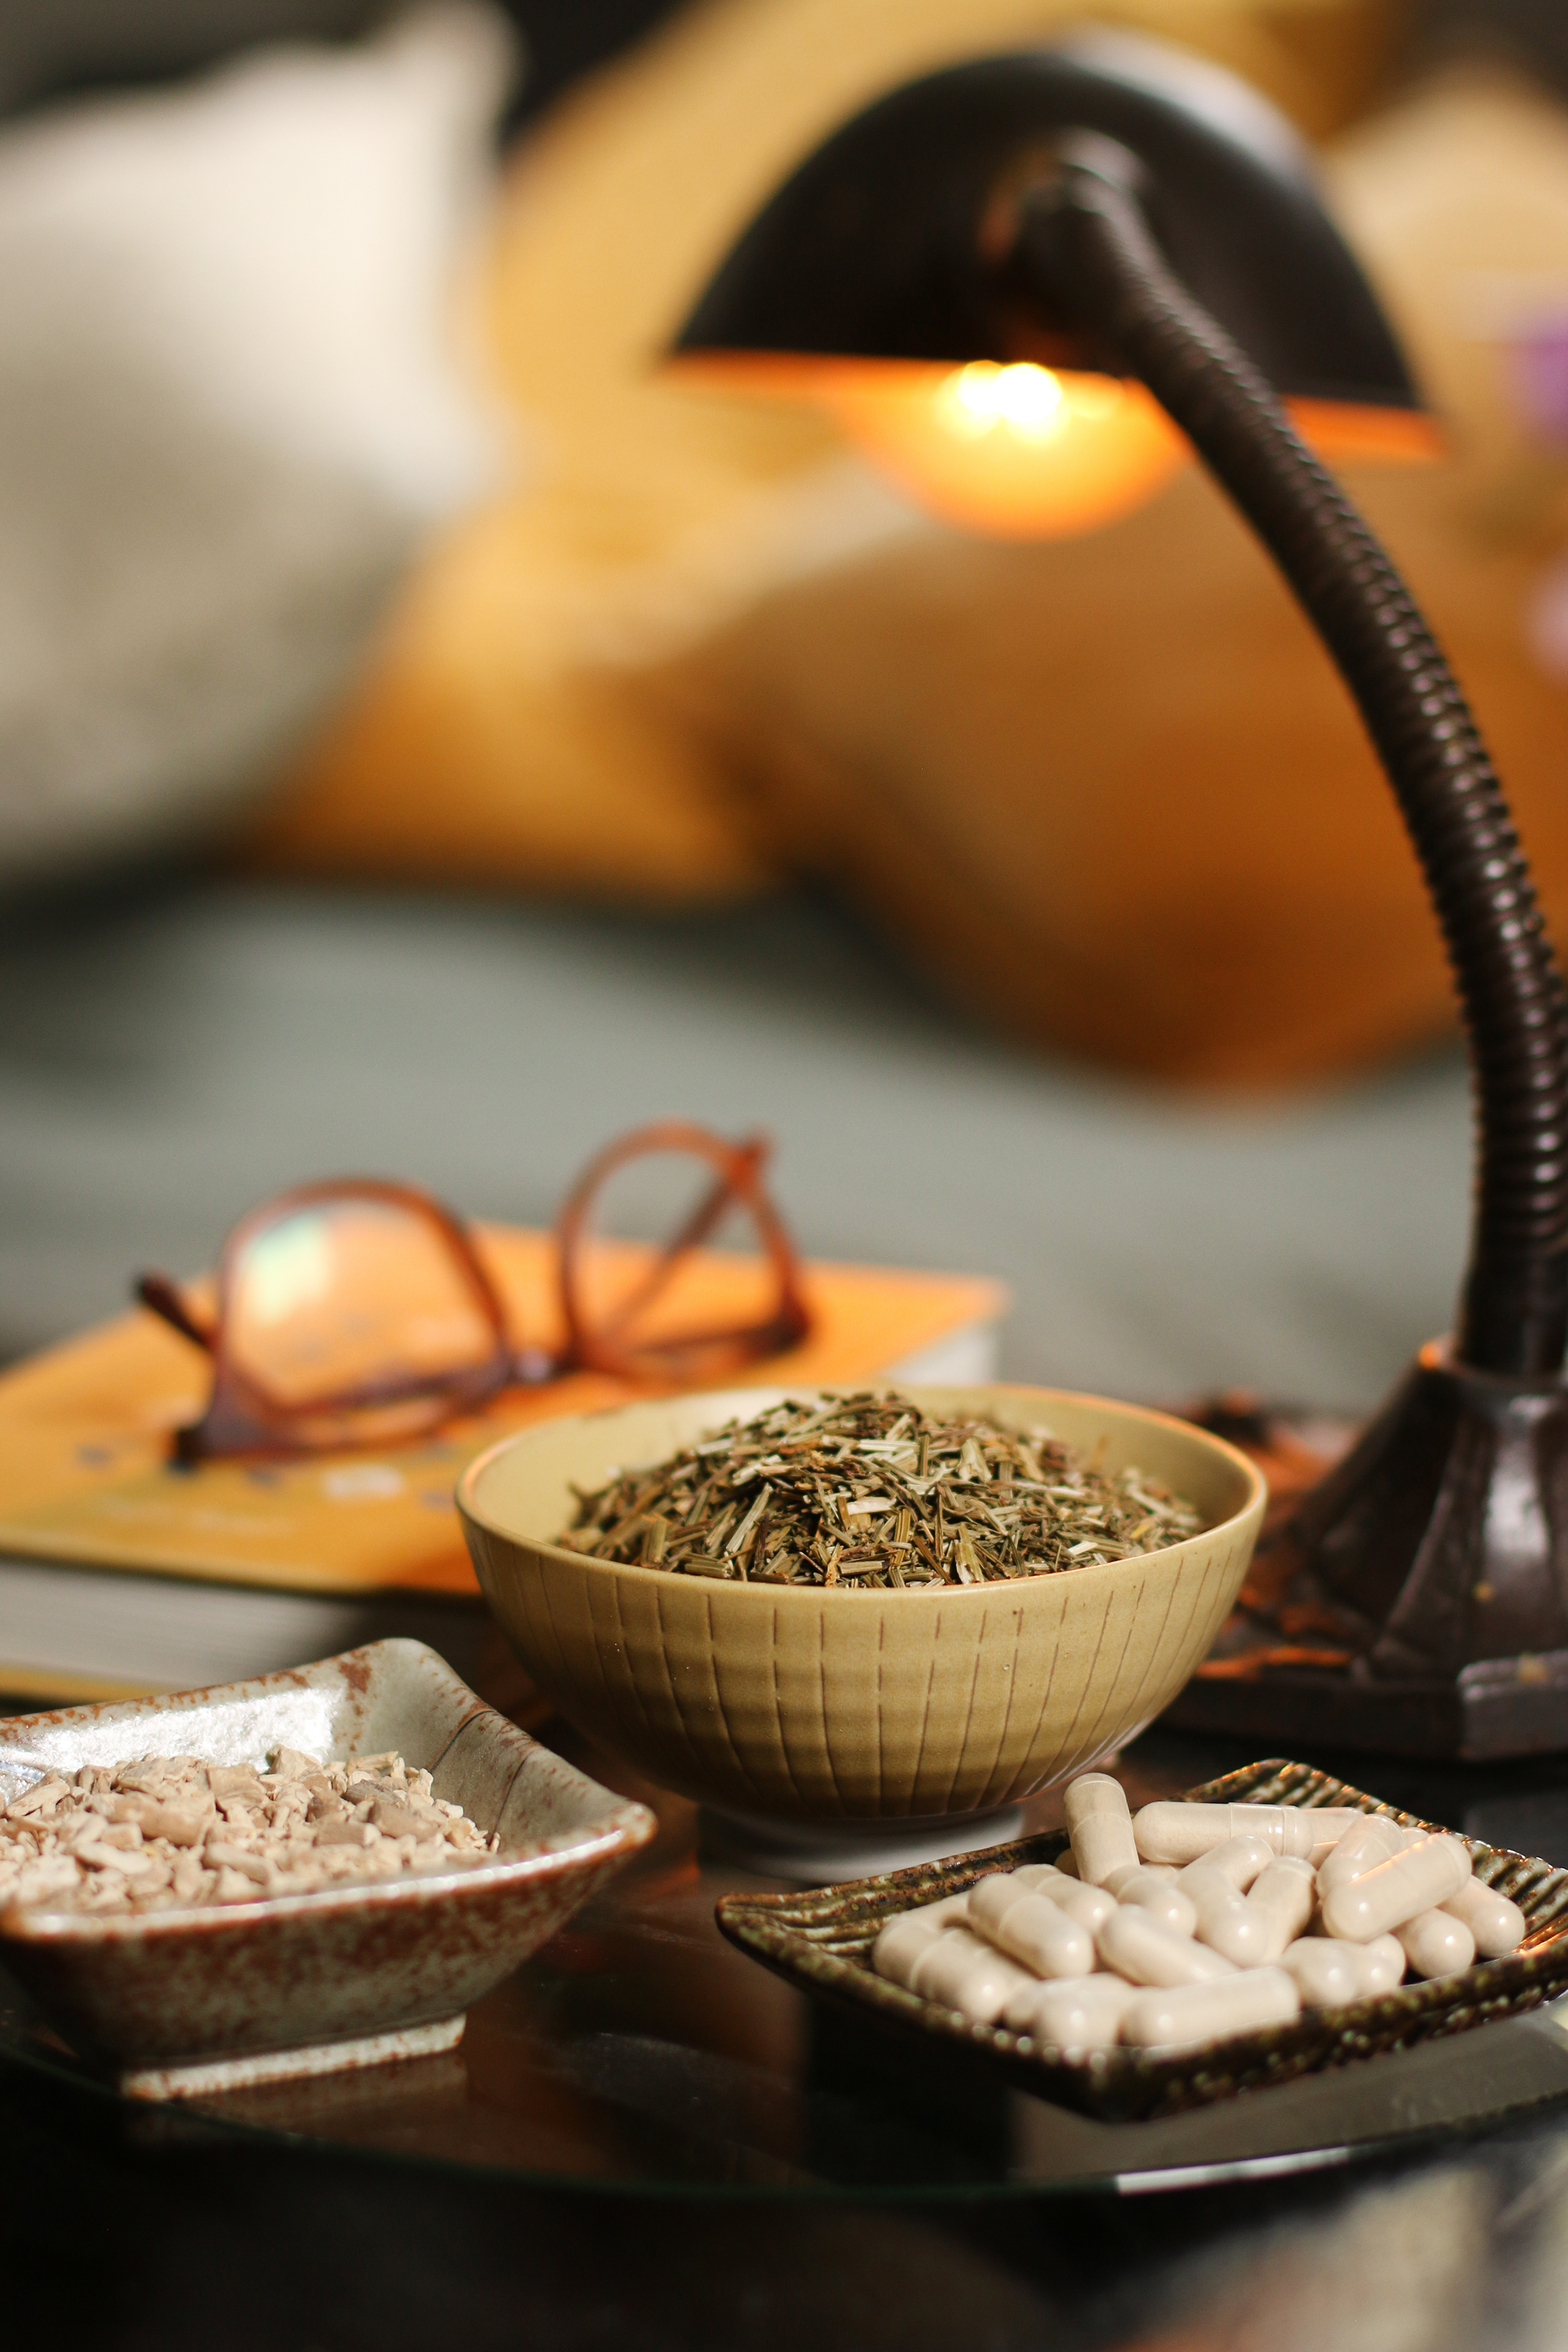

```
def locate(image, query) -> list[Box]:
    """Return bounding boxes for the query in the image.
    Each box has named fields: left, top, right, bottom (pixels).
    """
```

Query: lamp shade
left=673, top=29, right=1422, bottom=416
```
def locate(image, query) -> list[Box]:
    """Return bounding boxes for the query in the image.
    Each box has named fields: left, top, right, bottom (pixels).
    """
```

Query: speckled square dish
left=0, top=1639, right=654, bottom=2096
left=716, top=1761, right=1568, bottom=2123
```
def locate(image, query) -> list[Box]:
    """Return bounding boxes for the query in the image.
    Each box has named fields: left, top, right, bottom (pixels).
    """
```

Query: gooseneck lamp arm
left=675, top=32, right=1568, bottom=1754
left=1013, top=143, right=1568, bottom=1379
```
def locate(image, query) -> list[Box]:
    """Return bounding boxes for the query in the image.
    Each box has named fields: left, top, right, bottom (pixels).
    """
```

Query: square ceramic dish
left=717, top=1759, right=1568, bottom=2123
left=0, top=1639, right=654, bottom=2097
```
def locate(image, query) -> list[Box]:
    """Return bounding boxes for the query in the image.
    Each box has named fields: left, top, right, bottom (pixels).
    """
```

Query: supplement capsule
left=1004, top=1971, right=1140, bottom=2048
left=1097, top=1902, right=1237, bottom=1987
left=993, top=1864, right=1070, bottom=1899
left=1133, top=1802, right=1319, bottom=1866
left=1120, top=1966, right=1301, bottom=2051
left=1320, top=1834, right=1472, bottom=1942
left=1362, top=1933, right=1408, bottom=1994
left=1315, top=1814, right=1403, bottom=1895
left=872, top=1910, right=952, bottom=1988
left=1442, top=1875, right=1526, bottom=1958
left=1109, top=1868, right=1198, bottom=1938
left=979, top=1891, right=1096, bottom=1980
left=1279, top=1937, right=1373, bottom=2007
left=1397, top=1908, right=1477, bottom=1980
left=1182, top=1864, right=1273, bottom=1967
left=1103, top=1861, right=1179, bottom=1893
left=1037, top=1877, right=1117, bottom=1935
left=1177, top=1835, right=1273, bottom=1893
left=1064, top=1774, right=1139, bottom=1887
left=911, top=1926, right=1036, bottom=2022
left=1247, top=1857, right=1317, bottom=1962
left=968, top=1874, right=1037, bottom=1938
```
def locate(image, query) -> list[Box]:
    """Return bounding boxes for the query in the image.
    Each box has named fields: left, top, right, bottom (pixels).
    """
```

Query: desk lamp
left=671, top=29, right=1568, bottom=1759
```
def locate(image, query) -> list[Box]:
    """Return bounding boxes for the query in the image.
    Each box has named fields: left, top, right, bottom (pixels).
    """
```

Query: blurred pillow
left=241, top=0, right=1403, bottom=909
left=0, top=3, right=511, bottom=885
left=247, top=1, right=1568, bottom=1092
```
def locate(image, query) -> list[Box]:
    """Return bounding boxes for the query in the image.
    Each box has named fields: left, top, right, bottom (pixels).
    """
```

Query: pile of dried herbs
left=558, top=1392, right=1203, bottom=1590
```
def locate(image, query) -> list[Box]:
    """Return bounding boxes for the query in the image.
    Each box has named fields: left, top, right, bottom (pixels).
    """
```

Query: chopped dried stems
left=560, top=1393, right=1201, bottom=1591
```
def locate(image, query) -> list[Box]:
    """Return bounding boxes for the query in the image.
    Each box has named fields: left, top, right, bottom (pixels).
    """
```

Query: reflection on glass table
left=13, top=1722, right=1568, bottom=2197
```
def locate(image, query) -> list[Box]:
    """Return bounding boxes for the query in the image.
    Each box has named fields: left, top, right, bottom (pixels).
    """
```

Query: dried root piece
left=0, top=1745, right=498, bottom=1917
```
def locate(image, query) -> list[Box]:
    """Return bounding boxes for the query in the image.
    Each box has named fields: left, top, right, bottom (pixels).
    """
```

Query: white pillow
left=0, top=3, right=514, bottom=883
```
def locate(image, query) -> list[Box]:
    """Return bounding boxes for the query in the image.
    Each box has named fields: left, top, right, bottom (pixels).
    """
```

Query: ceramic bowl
left=457, top=1384, right=1266, bottom=1821
left=0, top=1639, right=654, bottom=2095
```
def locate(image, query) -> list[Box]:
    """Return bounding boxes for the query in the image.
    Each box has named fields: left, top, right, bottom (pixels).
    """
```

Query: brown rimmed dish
left=716, top=1759, right=1568, bottom=2124
left=0, top=1639, right=654, bottom=2095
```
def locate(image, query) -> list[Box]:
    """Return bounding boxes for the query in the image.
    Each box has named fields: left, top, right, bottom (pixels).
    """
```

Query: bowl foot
left=117, top=2012, right=466, bottom=2102
left=700, top=1805, right=1026, bottom=1885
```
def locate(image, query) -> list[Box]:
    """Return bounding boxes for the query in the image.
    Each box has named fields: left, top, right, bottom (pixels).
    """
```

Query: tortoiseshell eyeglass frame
left=135, top=1120, right=812, bottom=1464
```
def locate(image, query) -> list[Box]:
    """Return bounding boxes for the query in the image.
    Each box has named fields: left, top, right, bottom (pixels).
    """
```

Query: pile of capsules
left=871, top=1776, right=1527, bottom=2055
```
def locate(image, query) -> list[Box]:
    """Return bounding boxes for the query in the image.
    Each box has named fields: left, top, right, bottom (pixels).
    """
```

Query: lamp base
left=1166, top=1348, right=1568, bottom=1760
left=1164, top=1648, right=1568, bottom=1761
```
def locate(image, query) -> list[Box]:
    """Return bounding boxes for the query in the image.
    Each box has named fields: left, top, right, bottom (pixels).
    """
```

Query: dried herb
left=559, top=1392, right=1202, bottom=1590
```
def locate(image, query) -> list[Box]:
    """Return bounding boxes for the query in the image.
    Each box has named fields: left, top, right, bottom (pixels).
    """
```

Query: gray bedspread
left=0, top=876, right=1472, bottom=1409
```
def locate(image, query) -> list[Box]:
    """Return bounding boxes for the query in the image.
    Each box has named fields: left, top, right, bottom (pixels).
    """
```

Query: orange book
left=0, top=1228, right=1004, bottom=1703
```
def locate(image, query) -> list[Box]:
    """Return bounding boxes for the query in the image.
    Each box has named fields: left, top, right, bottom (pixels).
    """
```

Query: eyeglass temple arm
left=557, top=1132, right=777, bottom=1350
left=135, top=1273, right=218, bottom=1353
left=590, top=1158, right=768, bottom=1345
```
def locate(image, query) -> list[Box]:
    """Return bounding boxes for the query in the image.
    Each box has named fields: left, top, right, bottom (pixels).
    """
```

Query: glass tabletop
left=10, top=1721, right=1568, bottom=2199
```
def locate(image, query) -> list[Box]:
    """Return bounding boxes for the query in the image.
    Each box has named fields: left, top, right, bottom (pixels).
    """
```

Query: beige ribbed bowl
left=457, top=1386, right=1265, bottom=1821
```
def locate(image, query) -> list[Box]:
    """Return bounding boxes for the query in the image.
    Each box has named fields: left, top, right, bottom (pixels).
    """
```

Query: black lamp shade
left=674, top=28, right=1421, bottom=414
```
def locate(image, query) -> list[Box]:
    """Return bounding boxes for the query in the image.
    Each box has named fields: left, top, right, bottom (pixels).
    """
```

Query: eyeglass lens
left=225, top=1199, right=498, bottom=1412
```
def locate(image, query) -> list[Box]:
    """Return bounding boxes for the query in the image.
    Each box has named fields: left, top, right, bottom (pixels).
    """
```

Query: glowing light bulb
left=939, top=361, right=1066, bottom=440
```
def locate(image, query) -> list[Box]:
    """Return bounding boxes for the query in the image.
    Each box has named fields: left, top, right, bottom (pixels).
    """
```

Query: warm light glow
left=667, top=353, right=1441, bottom=539
left=829, top=361, right=1184, bottom=536
left=669, top=353, right=1185, bottom=536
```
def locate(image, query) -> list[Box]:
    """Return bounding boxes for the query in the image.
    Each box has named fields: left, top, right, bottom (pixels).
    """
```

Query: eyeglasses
left=135, top=1120, right=811, bottom=1463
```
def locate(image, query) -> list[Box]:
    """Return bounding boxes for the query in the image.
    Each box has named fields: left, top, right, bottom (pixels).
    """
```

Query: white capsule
left=1320, top=1835, right=1473, bottom=1942
left=1442, top=1875, right=1526, bottom=1959
left=1064, top=1774, right=1139, bottom=1887
left=1132, top=1802, right=1318, bottom=1866
left=1182, top=1864, right=1274, bottom=1967
left=1279, top=1937, right=1373, bottom=2007
left=1315, top=1814, right=1403, bottom=1895
left=872, top=1910, right=950, bottom=1987
left=980, top=1864, right=1068, bottom=1902
left=968, top=1874, right=1036, bottom=1939
left=1109, top=1869, right=1198, bottom=1938
left=1120, top=1966, right=1301, bottom=2051
left=1246, top=1857, right=1318, bottom=1962
left=1362, top=1933, right=1408, bottom=1993
left=1177, top=1834, right=1273, bottom=1893
left=1005, top=1971, right=1141, bottom=2048
left=1055, top=1848, right=1081, bottom=1877
left=1097, top=1902, right=1236, bottom=1987
left=1037, top=1877, right=1117, bottom=1935
left=911, top=1927, right=1037, bottom=2022
left=1397, top=1907, right=1477, bottom=1980
left=982, top=1891, right=1096, bottom=1980
left=1299, top=1808, right=1382, bottom=1860
left=1104, top=1861, right=1179, bottom=1893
